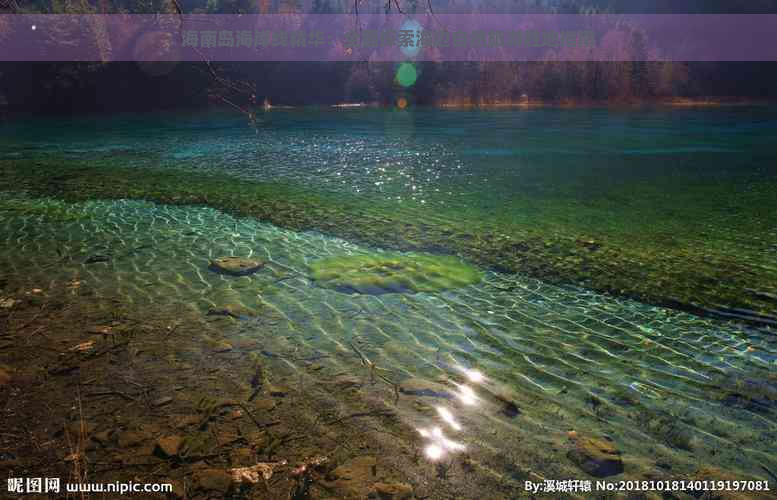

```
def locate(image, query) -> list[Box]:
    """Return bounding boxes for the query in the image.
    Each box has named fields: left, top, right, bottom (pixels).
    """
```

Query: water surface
left=1, top=108, right=776, bottom=491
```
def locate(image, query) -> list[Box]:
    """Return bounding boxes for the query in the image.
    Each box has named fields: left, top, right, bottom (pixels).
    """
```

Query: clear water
left=2, top=109, right=777, bottom=486
left=5, top=108, right=777, bottom=205
left=6, top=108, right=777, bottom=254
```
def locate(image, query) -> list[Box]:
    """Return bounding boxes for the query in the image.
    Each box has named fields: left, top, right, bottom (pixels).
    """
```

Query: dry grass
left=63, top=386, right=88, bottom=500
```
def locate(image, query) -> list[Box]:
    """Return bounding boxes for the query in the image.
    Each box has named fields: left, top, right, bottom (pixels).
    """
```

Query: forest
left=1, top=0, right=777, bottom=112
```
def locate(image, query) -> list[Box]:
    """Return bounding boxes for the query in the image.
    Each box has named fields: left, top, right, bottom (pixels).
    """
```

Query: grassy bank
left=2, top=158, right=776, bottom=327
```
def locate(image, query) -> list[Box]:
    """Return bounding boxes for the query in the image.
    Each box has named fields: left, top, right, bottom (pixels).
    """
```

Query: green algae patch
left=309, top=253, right=482, bottom=295
left=0, top=197, right=91, bottom=222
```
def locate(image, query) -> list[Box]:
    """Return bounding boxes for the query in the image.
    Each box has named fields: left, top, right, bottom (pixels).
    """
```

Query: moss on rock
left=208, top=257, right=264, bottom=276
left=309, top=253, right=481, bottom=295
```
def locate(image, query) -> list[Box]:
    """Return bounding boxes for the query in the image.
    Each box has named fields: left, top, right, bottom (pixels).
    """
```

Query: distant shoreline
left=288, top=97, right=775, bottom=110
left=257, top=97, right=777, bottom=113
left=3, top=98, right=773, bottom=120
left=433, top=97, right=774, bottom=109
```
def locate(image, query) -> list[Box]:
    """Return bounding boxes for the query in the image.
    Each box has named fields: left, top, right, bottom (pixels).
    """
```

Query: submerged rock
left=173, top=415, right=200, bottom=429
left=0, top=297, right=19, bottom=309
left=210, top=340, right=233, bottom=353
left=567, top=436, right=624, bottom=477
left=327, top=375, right=363, bottom=390
left=229, top=461, right=286, bottom=483
left=399, top=378, right=453, bottom=399
left=84, top=254, right=111, bottom=265
left=208, top=257, right=264, bottom=276
left=374, top=482, right=413, bottom=499
left=206, top=304, right=257, bottom=319
left=154, top=435, right=183, bottom=458
left=90, top=430, right=113, bottom=446
left=309, top=252, right=481, bottom=295
left=151, top=396, right=173, bottom=408
left=0, top=367, right=11, bottom=386
left=193, top=468, right=232, bottom=493
left=267, top=384, right=290, bottom=397
left=253, top=398, right=276, bottom=411
left=117, top=430, right=148, bottom=448
left=86, top=325, right=114, bottom=335
left=501, top=400, right=521, bottom=418
left=230, top=447, right=254, bottom=466
left=325, top=456, right=378, bottom=497
left=717, top=376, right=777, bottom=414
left=689, top=467, right=765, bottom=499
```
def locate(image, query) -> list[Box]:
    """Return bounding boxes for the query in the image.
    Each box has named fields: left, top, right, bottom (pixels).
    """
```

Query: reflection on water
left=2, top=194, right=775, bottom=483
left=5, top=108, right=777, bottom=211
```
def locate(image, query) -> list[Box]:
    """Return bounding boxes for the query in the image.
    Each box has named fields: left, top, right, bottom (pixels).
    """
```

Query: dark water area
left=1, top=107, right=776, bottom=498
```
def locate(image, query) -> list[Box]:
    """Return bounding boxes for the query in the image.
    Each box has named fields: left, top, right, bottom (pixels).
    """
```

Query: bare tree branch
left=169, top=0, right=257, bottom=127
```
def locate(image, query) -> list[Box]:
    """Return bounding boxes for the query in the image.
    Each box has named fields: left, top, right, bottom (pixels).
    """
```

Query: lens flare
left=418, top=426, right=466, bottom=462
left=456, top=384, right=478, bottom=406
left=425, top=443, right=444, bottom=461
left=396, top=62, right=417, bottom=88
left=465, top=369, right=485, bottom=383
left=399, top=19, right=423, bottom=57
left=436, top=406, right=462, bottom=431
left=441, top=437, right=466, bottom=452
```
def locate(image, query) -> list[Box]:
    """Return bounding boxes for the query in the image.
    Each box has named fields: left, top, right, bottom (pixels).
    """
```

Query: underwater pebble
left=501, top=400, right=521, bottom=419
left=246, top=430, right=268, bottom=450
left=0, top=297, right=19, bottom=309
left=399, top=378, right=453, bottom=399
left=229, top=447, right=254, bottom=467
left=90, top=430, right=113, bottom=446
left=154, top=435, right=183, bottom=458
left=268, top=384, right=290, bottom=397
left=151, top=396, right=173, bottom=407
left=164, top=479, right=185, bottom=499
left=193, top=468, right=232, bottom=493
left=211, top=341, right=233, bottom=353
left=117, top=430, right=148, bottom=448
left=324, top=456, right=378, bottom=497
left=84, top=254, right=111, bottom=264
left=206, top=304, right=256, bottom=319
left=373, top=481, right=413, bottom=499
left=566, top=435, right=624, bottom=478
left=327, top=375, right=362, bottom=389
left=0, top=367, right=11, bottom=386
left=332, top=455, right=377, bottom=479
left=173, top=415, right=201, bottom=429
left=412, top=400, right=433, bottom=414
left=208, top=257, right=264, bottom=276
left=253, top=398, right=276, bottom=411
left=229, top=461, right=286, bottom=483
left=86, top=325, right=114, bottom=335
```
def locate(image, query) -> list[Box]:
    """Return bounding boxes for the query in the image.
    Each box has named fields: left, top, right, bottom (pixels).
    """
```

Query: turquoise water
left=4, top=108, right=777, bottom=207
left=2, top=109, right=777, bottom=488
left=5, top=108, right=777, bottom=261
